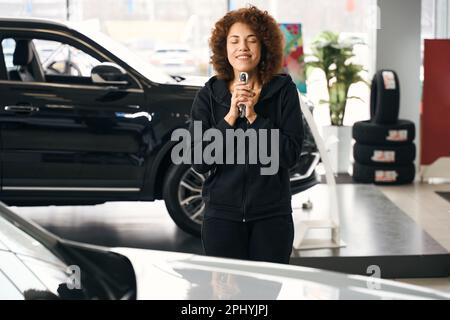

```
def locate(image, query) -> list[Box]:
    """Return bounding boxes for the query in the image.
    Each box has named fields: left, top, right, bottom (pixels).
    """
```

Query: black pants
left=201, top=214, right=294, bottom=264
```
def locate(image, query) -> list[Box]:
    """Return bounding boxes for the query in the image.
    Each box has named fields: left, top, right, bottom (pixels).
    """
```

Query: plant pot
left=322, top=125, right=353, bottom=174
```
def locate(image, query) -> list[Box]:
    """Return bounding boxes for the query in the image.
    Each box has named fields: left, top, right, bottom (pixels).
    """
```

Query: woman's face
left=226, top=22, right=261, bottom=74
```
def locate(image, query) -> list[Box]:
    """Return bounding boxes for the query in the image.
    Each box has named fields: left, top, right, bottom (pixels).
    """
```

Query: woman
left=189, top=6, right=304, bottom=264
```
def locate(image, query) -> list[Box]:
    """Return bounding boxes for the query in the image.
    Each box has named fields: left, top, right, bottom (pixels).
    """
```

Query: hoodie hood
left=204, top=74, right=294, bottom=107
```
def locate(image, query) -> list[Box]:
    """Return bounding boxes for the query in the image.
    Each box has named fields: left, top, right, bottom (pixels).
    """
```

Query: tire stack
left=352, top=70, right=416, bottom=185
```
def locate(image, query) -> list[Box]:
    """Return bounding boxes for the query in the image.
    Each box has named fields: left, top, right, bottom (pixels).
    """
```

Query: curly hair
left=209, top=5, right=284, bottom=85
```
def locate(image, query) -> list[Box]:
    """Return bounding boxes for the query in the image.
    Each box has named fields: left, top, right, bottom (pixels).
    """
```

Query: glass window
left=1, top=38, right=16, bottom=69
left=1, top=37, right=100, bottom=81
left=0, top=0, right=228, bottom=78
left=33, top=39, right=100, bottom=77
left=0, top=268, right=24, bottom=300
left=0, top=0, right=67, bottom=20
left=71, top=0, right=227, bottom=77
left=73, top=26, right=175, bottom=84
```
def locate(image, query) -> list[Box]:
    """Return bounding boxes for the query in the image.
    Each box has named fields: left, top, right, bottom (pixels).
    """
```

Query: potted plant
left=306, top=31, right=368, bottom=173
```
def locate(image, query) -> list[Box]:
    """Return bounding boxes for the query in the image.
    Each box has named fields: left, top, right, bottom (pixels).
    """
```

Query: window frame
left=0, top=28, right=143, bottom=90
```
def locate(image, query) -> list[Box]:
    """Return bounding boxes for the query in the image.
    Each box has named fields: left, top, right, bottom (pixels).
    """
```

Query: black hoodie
left=189, top=74, right=304, bottom=222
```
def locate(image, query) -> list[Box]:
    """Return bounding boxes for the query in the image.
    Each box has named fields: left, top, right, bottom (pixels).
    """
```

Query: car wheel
left=163, top=164, right=207, bottom=237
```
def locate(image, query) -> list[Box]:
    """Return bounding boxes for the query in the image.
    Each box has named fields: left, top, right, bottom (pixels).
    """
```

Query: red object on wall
left=421, top=40, right=450, bottom=165
left=346, top=0, right=356, bottom=12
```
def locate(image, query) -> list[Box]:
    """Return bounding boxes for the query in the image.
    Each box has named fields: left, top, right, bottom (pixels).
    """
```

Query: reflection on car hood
left=112, top=248, right=450, bottom=300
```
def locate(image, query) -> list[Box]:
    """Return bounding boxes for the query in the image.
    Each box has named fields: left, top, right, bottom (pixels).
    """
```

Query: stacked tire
left=352, top=70, right=416, bottom=185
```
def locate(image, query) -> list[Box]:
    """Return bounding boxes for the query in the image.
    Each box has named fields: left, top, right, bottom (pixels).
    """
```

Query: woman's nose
left=238, top=42, right=250, bottom=50
left=238, top=47, right=250, bottom=53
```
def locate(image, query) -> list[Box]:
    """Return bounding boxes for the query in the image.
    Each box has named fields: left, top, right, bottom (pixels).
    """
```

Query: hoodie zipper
left=242, top=118, right=249, bottom=222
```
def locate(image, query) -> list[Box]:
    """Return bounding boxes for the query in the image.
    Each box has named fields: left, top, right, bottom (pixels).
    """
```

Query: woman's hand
left=226, top=82, right=261, bottom=125
left=224, top=87, right=241, bottom=126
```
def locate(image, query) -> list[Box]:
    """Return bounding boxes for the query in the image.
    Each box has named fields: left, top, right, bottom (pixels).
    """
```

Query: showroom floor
left=378, top=182, right=450, bottom=252
left=11, top=179, right=450, bottom=295
left=378, top=182, right=450, bottom=293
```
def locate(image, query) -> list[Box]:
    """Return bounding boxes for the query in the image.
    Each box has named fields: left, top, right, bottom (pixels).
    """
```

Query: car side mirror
left=91, top=62, right=130, bottom=86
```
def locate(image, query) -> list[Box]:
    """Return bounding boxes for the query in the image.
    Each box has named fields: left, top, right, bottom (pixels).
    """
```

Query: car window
left=1, top=38, right=15, bottom=69
left=0, top=268, right=24, bottom=300
left=0, top=251, right=69, bottom=300
left=1, top=36, right=143, bottom=88
left=33, top=39, right=100, bottom=77
left=0, top=213, right=65, bottom=267
left=0, top=213, right=88, bottom=300
left=72, top=25, right=176, bottom=84
left=1, top=37, right=100, bottom=80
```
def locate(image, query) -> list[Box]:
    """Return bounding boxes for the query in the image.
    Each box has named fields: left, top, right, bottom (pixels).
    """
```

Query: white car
left=150, top=44, right=198, bottom=76
left=0, top=201, right=449, bottom=300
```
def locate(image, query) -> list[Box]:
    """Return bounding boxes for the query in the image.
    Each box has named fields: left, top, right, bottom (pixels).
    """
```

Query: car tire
left=370, top=70, right=400, bottom=124
left=352, top=120, right=415, bottom=145
left=353, top=143, right=416, bottom=166
left=352, top=162, right=416, bottom=185
left=163, top=164, right=204, bottom=237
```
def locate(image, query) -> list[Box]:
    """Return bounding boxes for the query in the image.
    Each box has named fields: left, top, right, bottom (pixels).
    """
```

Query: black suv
left=0, top=18, right=319, bottom=236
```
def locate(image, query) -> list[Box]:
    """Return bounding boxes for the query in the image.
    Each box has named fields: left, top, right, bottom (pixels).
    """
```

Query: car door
left=0, top=33, right=151, bottom=199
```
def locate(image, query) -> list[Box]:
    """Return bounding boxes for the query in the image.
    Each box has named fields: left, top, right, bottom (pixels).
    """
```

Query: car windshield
left=71, top=25, right=176, bottom=85
left=0, top=204, right=70, bottom=299
left=0, top=202, right=65, bottom=264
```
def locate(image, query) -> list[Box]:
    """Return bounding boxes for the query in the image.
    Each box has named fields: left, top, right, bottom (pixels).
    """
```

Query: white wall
left=435, top=0, right=449, bottom=38
left=376, top=0, right=422, bottom=168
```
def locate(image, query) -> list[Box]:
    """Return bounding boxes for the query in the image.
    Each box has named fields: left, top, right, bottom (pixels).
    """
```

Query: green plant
left=306, top=31, right=368, bottom=126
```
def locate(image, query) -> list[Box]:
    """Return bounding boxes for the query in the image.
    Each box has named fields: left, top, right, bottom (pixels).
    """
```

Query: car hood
left=112, top=248, right=450, bottom=300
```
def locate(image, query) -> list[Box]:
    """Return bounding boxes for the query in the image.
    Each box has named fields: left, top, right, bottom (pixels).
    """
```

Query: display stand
left=293, top=91, right=345, bottom=250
